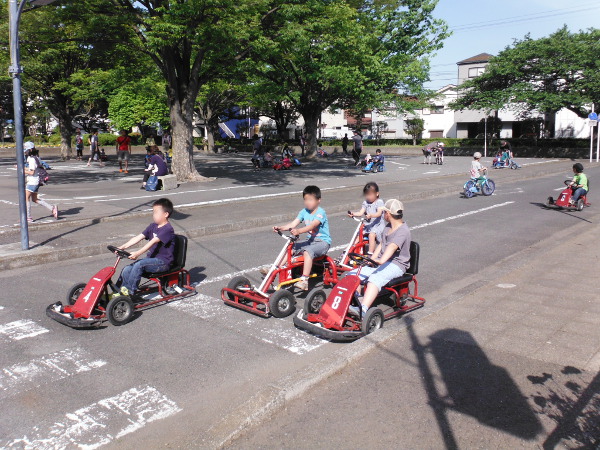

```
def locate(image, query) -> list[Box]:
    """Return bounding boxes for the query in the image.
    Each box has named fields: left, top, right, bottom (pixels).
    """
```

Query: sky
left=425, top=0, right=600, bottom=90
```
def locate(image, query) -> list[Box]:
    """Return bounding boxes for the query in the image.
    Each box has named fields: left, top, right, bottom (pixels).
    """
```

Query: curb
left=202, top=208, right=600, bottom=449
left=0, top=162, right=570, bottom=271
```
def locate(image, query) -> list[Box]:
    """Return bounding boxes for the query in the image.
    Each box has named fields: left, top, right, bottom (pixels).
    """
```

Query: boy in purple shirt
left=112, top=198, right=175, bottom=297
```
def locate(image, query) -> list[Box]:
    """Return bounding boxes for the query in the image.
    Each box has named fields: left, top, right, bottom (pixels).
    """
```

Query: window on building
left=430, top=105, right=444, bottom=114
left=429, top=130, right=443, bottom=138
left=468, top=67, right=485, bottom=78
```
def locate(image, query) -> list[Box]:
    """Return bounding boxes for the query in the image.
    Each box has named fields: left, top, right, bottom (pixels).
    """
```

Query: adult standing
left=162, top=130, right=172, bottom=156
left=141, top=147, right=169, bottom=190
left=341, top=133, right=349, bottom=155
left=116, top=129, right=131, bottom=173
left=23, top=142, right=57, bottom=222
left=351, top=130, right=363, bottom=166
left=86, top=130, right=103, bottom=167
left=299, top=133, right=306, bottom=157
left=252, top=134, right=263, bottom=156
left=75, top=128, right=84, bottom=160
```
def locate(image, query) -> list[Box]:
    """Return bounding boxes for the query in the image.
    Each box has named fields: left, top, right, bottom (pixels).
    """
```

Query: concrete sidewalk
left=229, top=217, right=600, bottom=449
left=0, top=160, right=575, bottom=271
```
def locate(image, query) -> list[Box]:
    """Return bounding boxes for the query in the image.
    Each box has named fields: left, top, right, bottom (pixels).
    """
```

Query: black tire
left=226, top=276, right=251, bottom=301
left=66, top=283, right=87, bottom=306
left=269, top=289, right=297, bottom=318
left=361, top=308, right=384, bottom=335
left=482, top=179, right=496, bottom=196
left=577, top=199, right=584, bottom=211
left=304, top=289, right=327, bottom=317
left=106, top=296, right=134, bottom=326
left=546, top=196, right=554, bottom=206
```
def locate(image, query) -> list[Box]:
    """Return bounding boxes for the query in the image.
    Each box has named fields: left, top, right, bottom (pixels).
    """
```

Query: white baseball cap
left=381, top=199, right=404, bottom=215
left=23, top=141, right=35, bottom=152
left=473, top=152, right=482, bottom=159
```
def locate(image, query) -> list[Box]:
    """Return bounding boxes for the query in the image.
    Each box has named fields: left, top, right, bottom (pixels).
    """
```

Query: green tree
left=0, top=0, right=133, bottom=158
left=109, top=0, right=266, bottom=181
left=451, top=27, right=600, bottom=120
left=404, top=117, right=424, bottom=145
left=253, top=0, right=448, bottom=156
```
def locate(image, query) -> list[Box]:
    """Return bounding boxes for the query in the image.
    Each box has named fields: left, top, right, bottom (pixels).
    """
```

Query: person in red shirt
left=116, top=130, right=132, bottom=173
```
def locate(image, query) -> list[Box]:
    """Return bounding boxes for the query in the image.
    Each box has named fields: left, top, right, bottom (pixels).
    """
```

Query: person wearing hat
left=470, top=152, right=487, bottom=185
left=349, top=198, right=411, bottom=317
left=23, top=141, right=57, bottom=222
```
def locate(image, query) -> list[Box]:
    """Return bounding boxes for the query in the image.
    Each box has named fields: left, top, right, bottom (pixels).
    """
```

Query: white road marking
left=0, top=348, right=106, bottom=399
left=169, top=294, right=324, bottom=355
left=521, top=159, right=559, bottom=166
left=0, top=320, right=49, bottom=341
left=0, top=200, right=18, bottom=205
left=5, top=385, right=181, bottom=449
left=410, top=202, right=514, bottom=230
left=497, top=283, right=516, bottom=289
left=423, top=171, right=440, bottom=174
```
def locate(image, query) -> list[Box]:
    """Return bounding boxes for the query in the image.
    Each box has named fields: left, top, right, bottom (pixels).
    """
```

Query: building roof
left=457, top=53, right=493, bottom=65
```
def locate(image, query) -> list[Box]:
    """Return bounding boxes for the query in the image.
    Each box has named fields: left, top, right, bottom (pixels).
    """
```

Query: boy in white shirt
left=470, top=152, right=487, bottom=185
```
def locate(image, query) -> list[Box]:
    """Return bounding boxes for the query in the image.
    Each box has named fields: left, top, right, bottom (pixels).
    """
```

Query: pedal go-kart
left=294, top=243, right=425, bottom=341
left=463, top=175, right=496, bottom=198
left=546, top=179, right=591, bottom=211
left=336, top=212, right=369, bottom=270
left=221, top=229, right=339, bottom=318
left=46, top=236, right=194, bottom=328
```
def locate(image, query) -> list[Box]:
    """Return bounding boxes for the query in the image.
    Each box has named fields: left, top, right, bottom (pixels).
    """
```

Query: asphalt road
left=0, top=165, right=597, bottom=448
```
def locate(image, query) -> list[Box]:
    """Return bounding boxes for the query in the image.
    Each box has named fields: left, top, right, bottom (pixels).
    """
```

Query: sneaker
left=119, top=169, right=123, bottom=173
left=120, top=286, right=130, bottom=296
left=259, top=266, right=270, bottom=276
left=348, top=305, right=361, bottom=317
left=140, top=185, right=146, bottom=190
left=124, top=170, right=129, bottom=174
left=295, top=279, right=309, bottom=291
left=109, top=292, right=121, bottom=300
left=27, top=217, right=34, bottom=223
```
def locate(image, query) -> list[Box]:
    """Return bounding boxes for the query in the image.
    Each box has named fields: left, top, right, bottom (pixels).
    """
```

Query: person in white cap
left=349, top=198, right=411, bottom=317
left=23, top=142, right=57, bottom=222
left=470, top=152, right=487, bottom=185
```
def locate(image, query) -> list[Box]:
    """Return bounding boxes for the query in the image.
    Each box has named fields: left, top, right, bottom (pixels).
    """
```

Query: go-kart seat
left=384, top=241, right=420, bottom=287
left=144, top=234, right=188, bottom=278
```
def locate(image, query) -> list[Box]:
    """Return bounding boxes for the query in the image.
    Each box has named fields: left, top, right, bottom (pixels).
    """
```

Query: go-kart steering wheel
left=107, top=245, right=131, bottom=258
left=348, top=252, right=379, bottom=267
left=564, top=179, right=574, bottom=187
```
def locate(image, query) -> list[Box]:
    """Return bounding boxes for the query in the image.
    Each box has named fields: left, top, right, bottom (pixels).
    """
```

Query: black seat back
left=172, top=235, right=188, bottom=269
left=407, top=241, right=419, bottom=276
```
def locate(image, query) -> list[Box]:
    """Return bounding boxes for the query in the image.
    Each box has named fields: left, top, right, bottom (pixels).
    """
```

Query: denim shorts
left=117, top=150, right=130, bottom=161
left=351, top=261, right=404, bottom=292
left=26, top=184, right=39, bottom=193
left=293, top=239, right=330, bottom=259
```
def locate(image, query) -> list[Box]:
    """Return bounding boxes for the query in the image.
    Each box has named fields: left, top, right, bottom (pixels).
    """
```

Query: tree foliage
left=404, top=117, right=424, bottom=145
left=451, top=27, right=600, bottom=119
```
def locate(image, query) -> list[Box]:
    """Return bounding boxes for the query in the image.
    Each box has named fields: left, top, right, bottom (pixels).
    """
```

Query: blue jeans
left=572, top=188, right=587, bottom=202
left=117, top=258, right=168, bottom=294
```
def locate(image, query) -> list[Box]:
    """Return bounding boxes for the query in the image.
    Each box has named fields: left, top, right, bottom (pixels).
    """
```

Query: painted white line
left=0, top=306, right=4, bottom=310
left=0, top=347, right=106, bottom=399
left=497, top=283, right=516, bottom=289
left=0, top=320, right=49, bottom=341
left=169, top=186, right=347, bottom=210
left=5, top=385, right=181, bottom=449
left=0, top=200, right=18, bottom=205
left=169, top=294, right=323, bottom=354
left=199, top=202, right=516, bottom=287
left=423, top=171, right=440, bottom=174
left=521, top=159, right=559, bottom=166
left=409, top=202, right=514, bottom=230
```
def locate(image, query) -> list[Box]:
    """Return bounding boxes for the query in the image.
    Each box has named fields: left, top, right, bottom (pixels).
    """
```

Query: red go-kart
left=46, top=235, right=194, bottom=328
left=221, top=229, right=339, bottom=318
left=294, top=242, right=425, bottom=341
left=335, top=213, right=369, bottom=270
left=546, top=179, right=590, bottom=211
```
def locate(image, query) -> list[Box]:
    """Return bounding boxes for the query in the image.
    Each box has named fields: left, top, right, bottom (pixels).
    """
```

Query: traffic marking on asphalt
left=0, top=320, right=49, bottom=341
left=4, top=385, right=181, bottom=449
left=410, top=202, right=515, bottom=230
left=423, top=170, right=440, bottom=174
left=497, top=283, right=517, bottom=289
left=169, top=294, right=324, bottom=355
left=0, top=347, right=106, bottom=399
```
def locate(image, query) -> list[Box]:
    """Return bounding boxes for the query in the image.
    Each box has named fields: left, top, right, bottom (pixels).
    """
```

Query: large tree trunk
left=170, top=100, right=205, bottom=182
left=58, top=119, right=73, bottom=160
left=301, top=110, right=320, bottom=158
left=206, top=125, right=215, bottom=153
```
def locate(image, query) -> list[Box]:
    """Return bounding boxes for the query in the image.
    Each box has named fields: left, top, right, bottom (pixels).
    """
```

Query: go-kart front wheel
left=304, top=289, right=327, bottom=317
left=106, top=296, right=134, bottom=326
left=66, top=282, right=87, bottom=305
left=269, top=289, right=297, bottom=318
left=361, top=308, right=384, bottom=335
left=546, top=196, right=555, bottom=206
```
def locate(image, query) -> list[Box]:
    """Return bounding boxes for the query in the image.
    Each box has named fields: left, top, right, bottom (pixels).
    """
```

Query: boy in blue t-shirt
left=271, top=185, right=331, bottom=290
left=112, top=198, right=175, bottom=297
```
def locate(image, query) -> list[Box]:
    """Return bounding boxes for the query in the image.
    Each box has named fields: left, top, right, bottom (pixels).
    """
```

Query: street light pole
left=8, top=0, right=57, bottom=251
left=8, top=0, right=29, bottom=250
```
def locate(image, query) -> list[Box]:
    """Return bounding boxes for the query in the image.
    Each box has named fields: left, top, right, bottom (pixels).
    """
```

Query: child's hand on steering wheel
left=272, top=226, right=280, bottom=233
left=128, top=250, right=142, bottom=260
left=290, top=228, right=300, bottom=236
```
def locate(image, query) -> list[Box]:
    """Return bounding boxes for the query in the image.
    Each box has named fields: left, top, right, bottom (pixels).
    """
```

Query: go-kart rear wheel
left=577, top=199, right=584, bottom=211
left=66, top=282, right=87, bottom=305
left=269, top=289, right=296, bottom=318
left=106, top=296, right=134, bottom=326
left=361, top=308, right=384, bottom=336
left=482, top=179, right=495, bottom=196
left=304, top=289, right=327, bottom=317
left=226, top=276, right=251, bottom=301
left=546, top=196, right=554, bottom=206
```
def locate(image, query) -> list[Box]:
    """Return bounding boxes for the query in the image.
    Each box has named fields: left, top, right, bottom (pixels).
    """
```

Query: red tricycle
left=546, top=179, right=590, bottom=211
left=293, top=243, right=425, bottom=341
left=46, top=236, right=194, bottom=328
left=221, top=229, right=339, bottom=318
left=335, top=213, right=369, bottom=270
